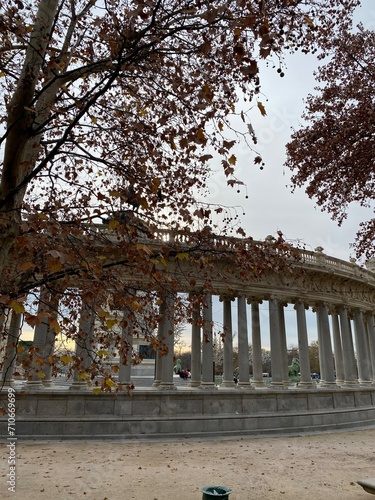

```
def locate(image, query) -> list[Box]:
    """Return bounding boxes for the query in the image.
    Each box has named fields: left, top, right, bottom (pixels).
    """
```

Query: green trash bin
left=201, top=485, right=233, bottom=499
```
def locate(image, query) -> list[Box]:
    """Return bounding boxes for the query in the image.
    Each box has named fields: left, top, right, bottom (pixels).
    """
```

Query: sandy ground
left=1, top=428, right=375, bottom=500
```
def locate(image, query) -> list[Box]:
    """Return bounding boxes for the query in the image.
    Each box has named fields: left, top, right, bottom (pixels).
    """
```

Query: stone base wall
left=2, top=388, right=375, bottom=440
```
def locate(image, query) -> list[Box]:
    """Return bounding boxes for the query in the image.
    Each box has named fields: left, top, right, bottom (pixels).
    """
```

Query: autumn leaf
left=77, top=372, right=90, bottom=380
left=108, top=219, right=119, bottom=230
left=176, top=252, right=189, bottom=260
left=228, top=154, right=237, bottom=166
left=257, top=101, right=267, bottom=116
left=97, top=307, right=109, bottom=319
left=49, top=318, right=61, bottom=333
left=92, top=388, right=102, bottom=395
left=97, top=349, right=109, bottom=357
left=9, top=300, right=25, bottom=314
left=105, top=319, right=117, bottom=329
left=37, top=372, right=46, bottom=379
left=60, top=355, right=74, bottom=365
left=105, top=378, right=117, bottom=388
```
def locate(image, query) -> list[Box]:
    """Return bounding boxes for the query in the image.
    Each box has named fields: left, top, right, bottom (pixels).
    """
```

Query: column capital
left=246, top=296, right=263, bottom=305
left=219, top=294, right=235, bottom=302
left=293, top=299, right=309, bottom=310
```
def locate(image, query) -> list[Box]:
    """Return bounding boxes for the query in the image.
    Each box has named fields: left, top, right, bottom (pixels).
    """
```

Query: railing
left=85, top=223, right=375, bottom=286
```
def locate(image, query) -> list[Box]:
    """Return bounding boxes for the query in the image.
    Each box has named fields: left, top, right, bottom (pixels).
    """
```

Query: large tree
left=0, top=0, right=359, bottom=385
left=285, top=25, right=375, bottom=260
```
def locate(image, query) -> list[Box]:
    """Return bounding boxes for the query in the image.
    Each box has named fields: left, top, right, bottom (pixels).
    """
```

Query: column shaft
left=279, top=303, right=289, bottom=386
left=237, top=296, right=251, bottom=388
left=159, top=294, right=176, bottom=390
left=331, top=312, right=345, bottom=385
left=71, top=301, right=96, bottom=389
left=222, top=298, right=235, bottom=387
left=251, top=302, right=265, bottom=388
left=118, top=308, right=133, bottom=386
left=189, top=301, right=201, bottom=387
left=365, top=314, right=375, bottom=384
left=316, top=304, right=335, bottom=386
left=201, top=294, right=215, bottom=389
left=269, top=299, right=283, bottom=388
left=339, top=307, right=358, bottom=386
left=295, top=301, right=313, bottom=388
left=1, top=312, right=22, bottom=386
left=353, top=310, right=372, bottom=385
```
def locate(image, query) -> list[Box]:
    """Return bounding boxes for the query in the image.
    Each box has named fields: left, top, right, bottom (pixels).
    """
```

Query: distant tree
left=309, top=340, right=320, bottom=374
left=286, top=26, right=375, bottom=259
left=288, top=357, right=300, bottom=377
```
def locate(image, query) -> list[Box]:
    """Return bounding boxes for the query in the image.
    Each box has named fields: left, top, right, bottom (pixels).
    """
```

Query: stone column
left=1, top=311, right=22, bottom=386
left=269, top=298, right=283, bottom=388
left=159, top=294, right=176, bottom=390
left=331, top=310, right=345, bottom=385
left=118, top=308, right=133, bottom=386
left=353, top=309, right=372, bottom=385
left=25, top=289, right=50, bottom=388
left=251, top=300, right=265, bottom=388
left=26, top=289, right=59, bottom=388
left=338, top=306, right=358, bottom=386
left=221, top=297, right=235, bottom=387
left=189, top=299, right=201, bottom=388
left=70, top=301, right=96, bottom=390
left=294, top=301, right=313, bottom=388
left=365, top=314, right=375, bottom=384
left=278, top=302, right=290, bottom=387
left=201, top=294, right=216, bottom=389
left=237, top=295, right=251, bottom=389
left=153, top=300, right=166, bottom=387
left=315, top=304, right=336, bottom=386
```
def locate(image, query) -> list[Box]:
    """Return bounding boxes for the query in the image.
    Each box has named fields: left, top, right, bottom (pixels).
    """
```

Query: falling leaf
left=257, top=101, right=267, bottom=116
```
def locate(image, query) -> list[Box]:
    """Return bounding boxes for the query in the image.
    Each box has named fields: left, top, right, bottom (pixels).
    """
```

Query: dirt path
left=1, top=428, right=375, bottom=499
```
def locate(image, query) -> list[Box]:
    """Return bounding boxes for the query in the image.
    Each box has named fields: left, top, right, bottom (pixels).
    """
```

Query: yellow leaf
left=92, top=388, right=102, bottom=395
left=9, top=300, right=25, bottom=314
left=48, top=258, right=62, bottom=272
left=105, top=378, right=117, bottom=388
left=108, top=219, right=119, bottom=230
left=159, top=257, right=167, bottom=267
left=131, top=300, right=143, bottom=312
left=37, top=372, right=46, bottom=379
left=60, top=355, right=74, bottom=365
left=228, top=154, right=237, bottom=166
left=176, top=252, right=189, bottom=260
left=21, top=262, right=35, bottom=271
left=257, top=101, right=267, bottom=116
left=97, top=307, right=109, bottom=319
left=77, top=372, right=90, bottom=380
left=17, top=345, right=25, bottom=353
left=91, top=116, right=98, bottom=124
left=97, top=349, right=109, bottom=357
left=49, top=318, right=61, bottom=334
left=136, top=243, right=152, bottom=254
left=105, top=319, right=117, bottom=329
